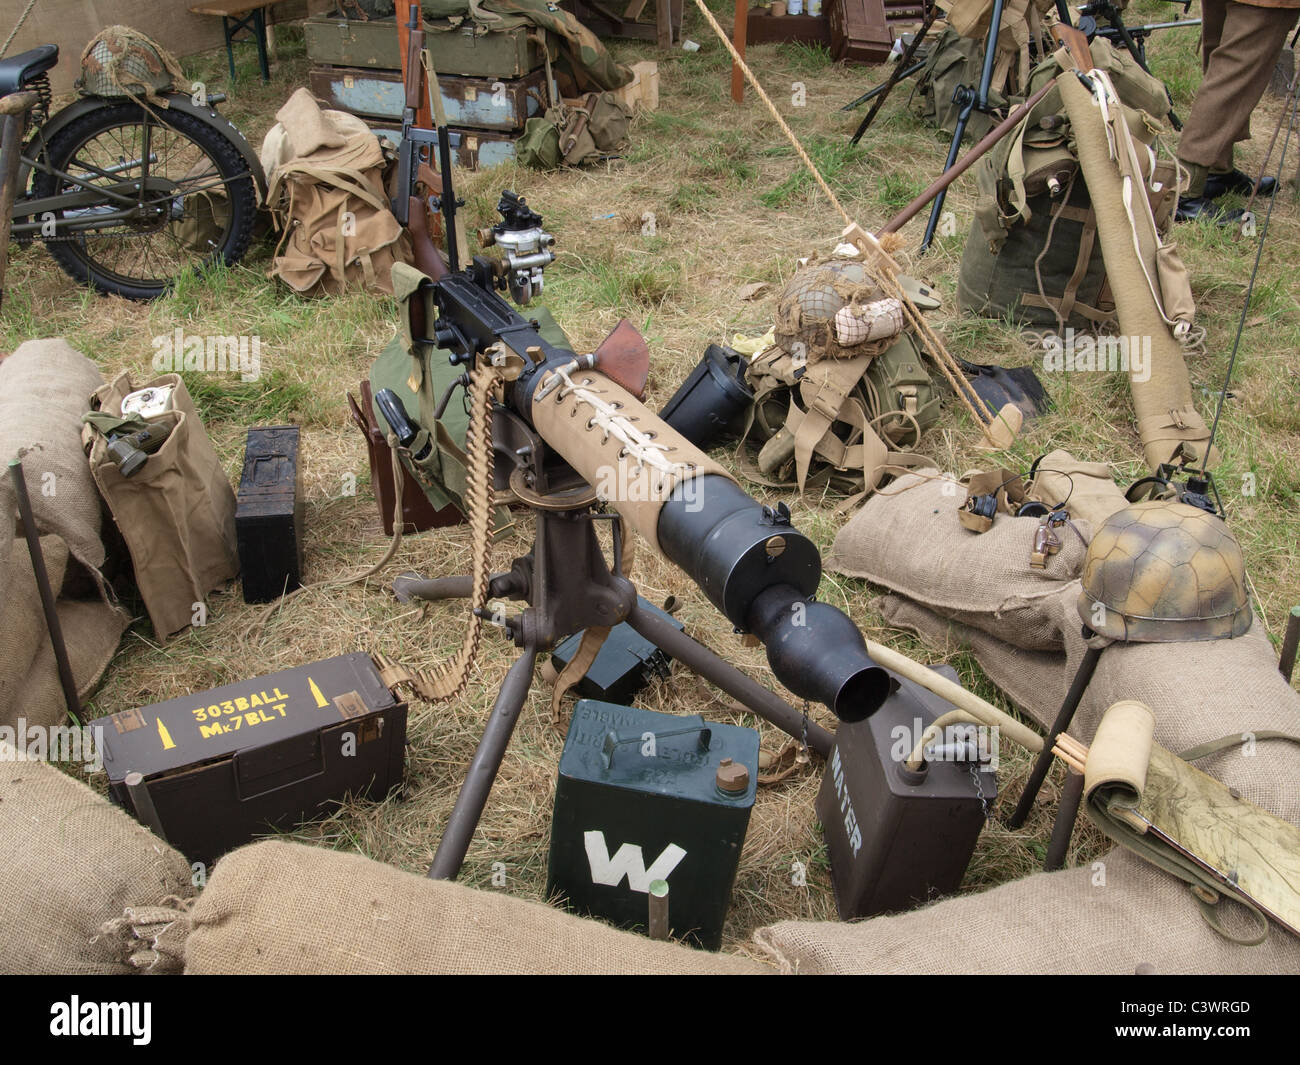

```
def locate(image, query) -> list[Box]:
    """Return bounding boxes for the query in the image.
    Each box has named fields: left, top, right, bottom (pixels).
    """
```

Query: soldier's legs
left=1177, top=0, right=1297, bottom=193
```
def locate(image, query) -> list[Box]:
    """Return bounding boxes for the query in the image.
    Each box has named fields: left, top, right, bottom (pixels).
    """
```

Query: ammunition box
left=309, top=65, right=546, bottom=130
left=304, top=15, right=543, bottom=80
left=305, top=15, right=403, bottom=70
left=816, top=667, right=995, bottom=919
left=236, top=426, right=305, bottom=604
left=90, top=653, right=407, bottom=867
left=550, top=597, right=683, bottom=705
left=547, top=700, right=758, bottom=950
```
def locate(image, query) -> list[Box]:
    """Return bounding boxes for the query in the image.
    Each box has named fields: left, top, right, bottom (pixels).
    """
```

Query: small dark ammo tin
left=90, top=653, right=407, bottom=867
left=549, top=596, right=684, bottom=705
left=236, top=425, right=304, bottom=604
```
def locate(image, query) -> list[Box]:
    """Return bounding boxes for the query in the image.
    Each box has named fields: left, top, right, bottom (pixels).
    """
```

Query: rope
left=690, top=0, right=851, bottom=229
left=689, top=0, right=1008, bottom=448
left=1, top=0, right=38, bottom=59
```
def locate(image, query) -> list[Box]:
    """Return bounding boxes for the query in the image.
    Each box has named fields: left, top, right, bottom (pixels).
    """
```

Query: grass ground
left=5, top=1, right=1298, bottom=958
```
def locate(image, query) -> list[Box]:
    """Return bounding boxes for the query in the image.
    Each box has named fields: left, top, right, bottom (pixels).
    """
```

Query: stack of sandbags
left=0, top=743, right=195, bottom=973
left=0, top=339, right=128, bottom=730
left=794, top=464, right=1300, bottom=972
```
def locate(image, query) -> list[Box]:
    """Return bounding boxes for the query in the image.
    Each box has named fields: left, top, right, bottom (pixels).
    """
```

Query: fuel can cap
left=715, top=757, right=750, bottom=796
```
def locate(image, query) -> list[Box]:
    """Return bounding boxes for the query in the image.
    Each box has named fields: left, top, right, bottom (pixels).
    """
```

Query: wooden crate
left=309, top=65, right=548, bottom=130
left=370, top=123, right=520, bottom=170
left=612, top=60, right=659, bottom=111
left=828, top=0, right=894, bottom=64
left=305, top=14, right=543, bottom=79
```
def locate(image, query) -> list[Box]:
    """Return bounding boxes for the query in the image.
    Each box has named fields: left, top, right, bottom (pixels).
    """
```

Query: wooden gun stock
left=591, top=318, right=650, bottom=399
left=1051, top=23, right=1094, bottom=70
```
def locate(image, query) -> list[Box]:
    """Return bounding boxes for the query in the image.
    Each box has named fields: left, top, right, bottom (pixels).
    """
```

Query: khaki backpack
left=957, top=38, right=1182, bottom=330
left=262, top=89, right=410, bottom=296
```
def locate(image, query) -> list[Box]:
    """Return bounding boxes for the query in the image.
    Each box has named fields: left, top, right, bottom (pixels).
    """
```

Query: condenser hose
left=863, top=640, right=1045, bottom=761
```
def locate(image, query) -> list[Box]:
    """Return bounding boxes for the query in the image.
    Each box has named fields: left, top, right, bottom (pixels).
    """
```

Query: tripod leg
left=849, top=7, right=937, bottom=142
left=428, top=643, right=540, bottom=880
left=1007, top=644, right=1104, bottom=829
left=920, top=103, right=972, bottom=252
left=625, top=601, right=835, bottom=756
left=1044, top=768, right=1085, bottom=871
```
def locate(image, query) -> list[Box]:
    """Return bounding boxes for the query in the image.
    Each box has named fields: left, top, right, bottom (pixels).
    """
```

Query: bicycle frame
left=8, top=90, right=267, bottom=238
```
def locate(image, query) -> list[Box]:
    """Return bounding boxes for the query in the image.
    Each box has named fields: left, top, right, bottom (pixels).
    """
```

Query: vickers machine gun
left=388, top=164, right=893, bottom=880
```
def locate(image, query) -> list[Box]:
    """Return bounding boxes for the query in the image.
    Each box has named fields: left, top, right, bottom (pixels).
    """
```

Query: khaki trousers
left=1177, top=0, right=1299, bottom=172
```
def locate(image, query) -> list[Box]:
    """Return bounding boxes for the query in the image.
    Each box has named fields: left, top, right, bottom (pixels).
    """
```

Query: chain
left=796, top=700, right=811, bottom=765
left=415, top=362, right=500, bottom=701
left=968, top=760, right=991, bottom=820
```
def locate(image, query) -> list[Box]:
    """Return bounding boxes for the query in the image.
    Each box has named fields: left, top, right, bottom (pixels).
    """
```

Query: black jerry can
left=816, top=667, right=995, bottom=919
left=236, top=425, right=304, bottom=604
left=547, top=700, right=759, bottom=951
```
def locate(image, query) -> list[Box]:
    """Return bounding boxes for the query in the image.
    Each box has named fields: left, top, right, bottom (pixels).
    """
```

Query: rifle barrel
left=879, top=78, right=1057, bottom=235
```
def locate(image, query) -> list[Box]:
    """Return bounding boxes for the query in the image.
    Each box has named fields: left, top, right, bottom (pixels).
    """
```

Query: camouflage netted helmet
left=1077, top=500, right=1252, bottom=643
left=79, top=26, right=186, bottom=100
left=773, top=258, right=885, bottom=361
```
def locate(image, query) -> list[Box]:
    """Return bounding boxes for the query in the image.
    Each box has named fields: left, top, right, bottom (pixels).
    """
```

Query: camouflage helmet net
left=773, top=257, right=892, bottom=362
left=79, top=26, right=187, bottom=103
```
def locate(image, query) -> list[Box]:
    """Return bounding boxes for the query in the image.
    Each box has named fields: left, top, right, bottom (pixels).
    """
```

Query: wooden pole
left=731, top=0, right=747, bottom=103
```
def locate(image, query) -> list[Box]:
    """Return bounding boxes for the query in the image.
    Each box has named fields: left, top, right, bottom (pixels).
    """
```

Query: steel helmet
left=1077, top=500, right=1252, bottom=642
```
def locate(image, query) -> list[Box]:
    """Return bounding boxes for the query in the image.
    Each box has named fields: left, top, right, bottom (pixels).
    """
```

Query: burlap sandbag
left=0, top=535, right=69, bottom=714
left=0, top=339, right=106, bottom=587
left=17, top=599, right=129, bottom=730
left=1028, top=449, right=1131, bottom=528
left=88, top=373, right=238, bottom=640
left=185, top=840, right=769, bottom=975
left=827, top=472, right=1091, bottom=650
left=756, top=845, right=1300, bottom=974
left=0, top=742, right=194, bottom=974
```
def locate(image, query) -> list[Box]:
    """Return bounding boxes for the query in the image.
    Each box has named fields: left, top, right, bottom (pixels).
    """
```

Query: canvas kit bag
left=957, top=38, right=1181, bottom=330
left=83, top=372, right=239, bottom=641
left=517, top=55, right=632, bottom=170
left=263, top=89, right=409, bottom=296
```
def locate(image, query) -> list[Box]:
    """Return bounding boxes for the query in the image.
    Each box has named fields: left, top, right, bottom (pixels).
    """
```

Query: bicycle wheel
left=30, top=101, right=258, bottom=300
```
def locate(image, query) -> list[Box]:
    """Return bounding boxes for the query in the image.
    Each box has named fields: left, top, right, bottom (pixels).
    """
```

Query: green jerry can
left=547, top=700, right=759, bottom=951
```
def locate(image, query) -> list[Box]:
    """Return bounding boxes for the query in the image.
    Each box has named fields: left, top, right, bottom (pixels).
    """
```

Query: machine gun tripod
left=393, top=442, right=844, bottom=881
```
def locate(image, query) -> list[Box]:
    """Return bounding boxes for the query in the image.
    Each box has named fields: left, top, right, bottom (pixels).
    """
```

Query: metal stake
left=1008, top=642, right=1104, bottom=829
left=8, top=459, right=81, bottom=719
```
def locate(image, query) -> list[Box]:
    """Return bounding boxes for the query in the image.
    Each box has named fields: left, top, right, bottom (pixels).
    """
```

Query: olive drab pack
left=261, top=89, right=409, bottom=296
left=958, top=38, right=1180, bottom=330
left=742, top=331, right=941, bottom=502
left=519, top=89, right=631, bottom=169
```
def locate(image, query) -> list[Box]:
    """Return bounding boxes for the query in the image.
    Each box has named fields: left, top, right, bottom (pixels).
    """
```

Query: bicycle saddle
left=0, top=44, right=58, bottom=97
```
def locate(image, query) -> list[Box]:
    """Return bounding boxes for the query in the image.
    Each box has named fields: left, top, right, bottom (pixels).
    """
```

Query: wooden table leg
left=658, top=0, right=672, bottom=47
left=732, top=0, right=747, bottom=102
